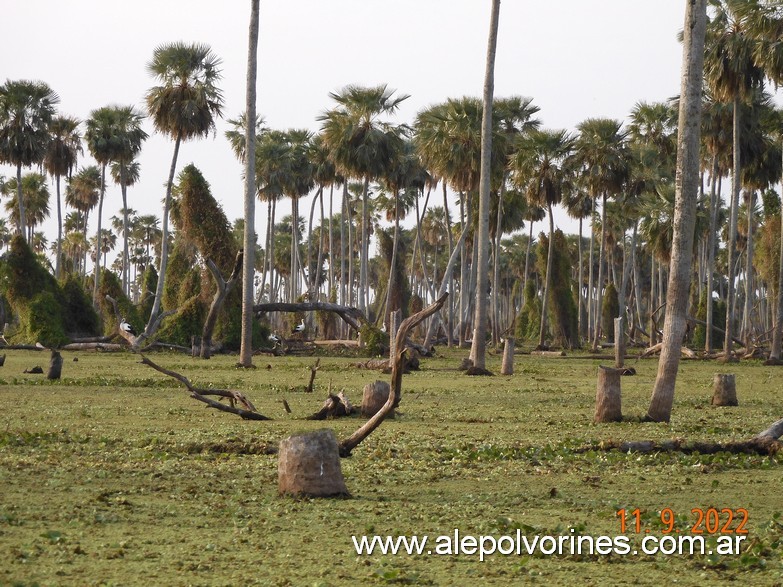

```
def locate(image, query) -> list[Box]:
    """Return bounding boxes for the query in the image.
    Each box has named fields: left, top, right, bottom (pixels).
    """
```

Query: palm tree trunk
left=15, top=164, right=27, bottom=243
left=648, top=0, right=706, bottom=422
left=55, top=174, right=63, bottom=279
left=492, top=181, right=506, bottom=346
left=315, top=188, right=326, bottom=300
left=92, top=163, right=106, bottom=305
left=770, top=144, right=783, bottom=361
left=443, top=181, right=454, bottom=346
left=384, top=189, right=401, bottom=327
left=522, top=220, right=534, bottom=299
left=239, top=0, right=259, bottom=367
left=591, top=192, right=608, bottom=351
left=268, top=198, right=277, bottom=303
left=328, top=183, right=335, bottom=298
left=259, top=197, right=272, bottom=301
left=459, top=194, right=468, bottom=347
left=538, top=203, right=555, bottom=348
left=358, top=176, right=370, bottom=313
left=577, top=217, right=584, bottom=340
left=146, top=133, right=181, bottom=330
left=723, top=94, right=741, bottom=359
left=742, top=191, right=754, bottom=346
left=587, top=197, right=596, bottom=341
left=120, top=165, right=129, bottom=296
left=705, top=156, right=719, bottom=352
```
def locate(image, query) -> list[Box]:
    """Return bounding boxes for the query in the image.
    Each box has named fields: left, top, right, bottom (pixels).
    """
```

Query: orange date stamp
left=617, top=507, right=749, bottom=535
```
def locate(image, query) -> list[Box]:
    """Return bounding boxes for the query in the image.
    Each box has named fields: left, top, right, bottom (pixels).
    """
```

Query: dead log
left=531, top=350, right=566, bottom=357
left=639, top=342, right=697, bottom=359
left=501, top=337, right=515, bottom=375
left=278, top=429, right=349, bottom=497
left=24, top=366, right=43, bottom=374
left=61, top=342, right=127, bottom=352
left=139, top=355, right=271, bottom=420
left=305, top=358, right=320, bottom=393
left=339, top=293, right=448, bottom=457
left=307, top=391, right=354, bottom=420
left=361, top=380, right=393, bottom=418
left=47, top=350, right=63, bottom=380
left=595, top=366, right=622, bottom=423
left=253, top=301, right=367, bottom=333
left=712, top=373, right=738, bottom=406
left=201, top=251, right=243, bottom=359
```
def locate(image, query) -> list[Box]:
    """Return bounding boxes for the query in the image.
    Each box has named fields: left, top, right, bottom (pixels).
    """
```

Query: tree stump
left=501, top=337, right=515, bottom=375
left=278, top=429, right=349, bottom=497
left=0, top=353, right=5, bottom=366
left=712, top=374, right=738, bottom=406
left=595, top=365, right=622, bottom=423
left=361, top=380, right=393, bottom=418
left=191, top=336, right=201, bottom=358
left=47, top=351, right=63, bottom=380
left=614, top=317, right=625, bottom=368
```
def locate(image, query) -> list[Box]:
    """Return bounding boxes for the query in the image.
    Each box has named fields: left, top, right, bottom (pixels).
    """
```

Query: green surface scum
left=0, top=348, right=781, bottom=586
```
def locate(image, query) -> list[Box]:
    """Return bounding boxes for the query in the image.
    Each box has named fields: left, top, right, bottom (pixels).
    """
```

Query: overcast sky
left=2, top=0, right=691, bottom=255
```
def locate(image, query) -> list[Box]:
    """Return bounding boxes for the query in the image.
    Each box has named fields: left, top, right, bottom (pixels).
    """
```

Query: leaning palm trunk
left=648, top=0, right=706, bottom=423
left=92, top=163, right=107, bottom=305
left=492, top=181, right=507, bottom=346
left=722, top=95, right=741, bottom=359
left=146, top=134, right=181, bottom=331
left=469, top=0, right=500, bottom=370
left=239, top=0, right=259, bottom=367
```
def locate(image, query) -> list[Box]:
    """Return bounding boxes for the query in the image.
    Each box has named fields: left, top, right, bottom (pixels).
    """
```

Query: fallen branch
left=639, top=342, right=697, bottom=359
left=139, top=354, right=271, bottom=420
left=253, top=301, right=367, bottom=332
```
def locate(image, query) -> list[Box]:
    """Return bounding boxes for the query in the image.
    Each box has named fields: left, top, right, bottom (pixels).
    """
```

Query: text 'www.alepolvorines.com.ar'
left=352, top=529, right=747, bottom=562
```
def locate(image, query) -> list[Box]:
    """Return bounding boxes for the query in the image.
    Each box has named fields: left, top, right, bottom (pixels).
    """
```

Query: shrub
left=601, top=282, right=620, bottom=343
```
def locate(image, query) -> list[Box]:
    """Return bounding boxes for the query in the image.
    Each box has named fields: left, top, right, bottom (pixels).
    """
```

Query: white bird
left=380, top=323, right=387, bottom=333
left=268, top=332, right=281, bottom=344
left=120, top=318, right=137, bottom=337
left=292, top=319, right=305, bottom=334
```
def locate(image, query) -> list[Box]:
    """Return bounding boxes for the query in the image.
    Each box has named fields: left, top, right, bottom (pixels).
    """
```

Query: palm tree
left=562, top=185, right=592, bottom=339
left=0, top=80, right=59, bottom=243
left=107, top=106, right=147, bottom=296
left=510, top=129, right=576, bottom=348
left=44, top=115, right=82, bottom=279
left=65, top=166, right=100, bottom=276
left=704, top=0, right=766, bottom=360
left=573, top=118, right=629, bottom=350
left=319, top=84, right=408, bottom=315
left=647, top=0, right=707, bottom=422
left=469, top=0, right=501, bottom=371
left=145, top=42, right=224, bottom=332
left=2, top=172, right=50, bottom=241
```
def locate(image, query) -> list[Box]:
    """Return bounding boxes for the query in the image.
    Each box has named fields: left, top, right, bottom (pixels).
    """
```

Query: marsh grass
left=0, top=348, right=781, bottom=585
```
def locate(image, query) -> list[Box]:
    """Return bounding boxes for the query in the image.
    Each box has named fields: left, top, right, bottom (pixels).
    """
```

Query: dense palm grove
left=0, top=1, right=781, bottom=365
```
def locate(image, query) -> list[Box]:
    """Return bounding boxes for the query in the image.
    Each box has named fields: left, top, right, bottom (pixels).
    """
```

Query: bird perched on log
left=120, top=318, right=137, bottom=337
left=292, top=319, right=305, bottom=334
left=268, top=332, right=281, bottom=346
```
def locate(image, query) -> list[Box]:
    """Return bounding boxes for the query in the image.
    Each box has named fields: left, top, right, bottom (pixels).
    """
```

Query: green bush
left=61, top=276, right=100, bottom=335
left=360, top=323, right=389, bottom=358
left=23, top=291, right=68, bottom=348
left=601, top=282, right=620, bottom=343
left=157, top=296, right=206, bottom=347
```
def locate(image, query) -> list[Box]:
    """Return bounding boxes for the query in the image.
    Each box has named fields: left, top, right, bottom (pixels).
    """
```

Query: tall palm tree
left=0, top=80, right=59, bottom=243
left=110, top=161, right=141, bottom=294
left=106, top=106, right=147, bottom=296
left=470, top=0, right=501, bottom=371
left=44, top=115, right=82, bottom=279
left=319, top=84, right=408, bottom=315
left=145, top=42, right=224, bottom=331
left=65, top=165, right=100, bottom=276
left=704, top=0, right=766, bottom=359
left=510, top=129, right=576, bottom=348
left=562, top=184, right=592, bottom=339
left=573, top=118, right=629, bottom=350
left=85, top=105, right=146, bottom=304
left=648, top=0, right=707, bottom=422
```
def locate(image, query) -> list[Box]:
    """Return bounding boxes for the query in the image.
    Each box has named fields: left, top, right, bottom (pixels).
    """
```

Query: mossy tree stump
left=595, top=365, right=622, bottom=423
left=47, top=350, right=63, bottom=380
left=712, top=374, right=738, bottom=406
left=361, top=380, right=393, bottom=418
left=278, top=429, right=349, bottom=497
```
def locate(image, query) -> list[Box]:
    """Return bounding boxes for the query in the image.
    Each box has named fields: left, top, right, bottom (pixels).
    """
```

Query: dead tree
left=253, top=301, right=367, bottom=334
left=200, top=251, right=243, bottom=359
left=595, top=366, right=622, bottom=423
left=307, top=389, right=354, bottom=420
left=712, top=373, right=738, bottom=406
left=139, top=354, right=271, bottom=420
left=339, top=293, right=448, bottom=457
left=306, top=358, right=320, bottom=393
left=105, top=295, right=175, bottom=350
left=47, top=350, right=63, bottom=380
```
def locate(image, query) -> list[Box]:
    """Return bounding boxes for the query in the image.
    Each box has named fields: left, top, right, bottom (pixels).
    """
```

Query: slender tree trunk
left=359, top=176, right=370, bottom=313
left=120, top=166, right=129, bottom=296
left=522, top=220, right=534, bottom=298
left=538, top=203, right=555, bottom=348
left=340, top=182, right=347, bottom=309
left=15, top=164, right=27, bottom=242
left=239, top=0, right=259, bottom=367
left=443, top=181, right=454, bottom=346
left=742, top=191, right=754, bottom=346
left=587, top=197, right=596, bottom=341
left=259, top=197, right=272, bottom=301
left=315, top=188, right=325, bottom=300
left=723, top=94, right=741, bottom=359
left=577, top=217, right=584, bottom=340
left=146, top=134, right=181, bottom=332
left=92, top=163, right=106, bottom=305
left=770, top=144, right=783, bottom=361
left=492, top=180, right=506, bottom=346
left=328, top=183, right=335, bottom=298
left=469, top=0, right=500, bottom=370
left=459, top=194, right=468, bottom=347
left=385, top=189, right=401, bottom=328
left=591, top=192, right=608, bottom=351
left=648, top=0, right=706, bottom=422
left=705, top=157, right=719, bottom=352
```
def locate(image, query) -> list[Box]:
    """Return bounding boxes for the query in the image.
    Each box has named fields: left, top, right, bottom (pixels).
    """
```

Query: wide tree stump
left=361, top=380, right=393, bottom=418
left=712, top=373, right=738, bottom=406
left=595, top=366, right=622, bottom=423
left=278, top=429, right=349, bottom=497
left=47, top=350, right=63, bottom=380
left=501, top=337, right=515, bottom=375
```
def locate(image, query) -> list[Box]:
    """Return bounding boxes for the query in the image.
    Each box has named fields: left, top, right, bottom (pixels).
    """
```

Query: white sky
left=1, top=0, right=690, bottom=260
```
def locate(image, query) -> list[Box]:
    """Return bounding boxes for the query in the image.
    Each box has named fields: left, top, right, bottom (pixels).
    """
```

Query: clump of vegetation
left=601, top=282, right=619, bottom=343
left=515, top=279, right=541, bottom=341
left=537, top=230, right=579, bottom=348
left=98, top=269, right=141, bottom=336
left=692, top=288, right=727, bottom=350
left=61, top=276, right=100, bottom=335
left=360, top=323, right=389, bottom=357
